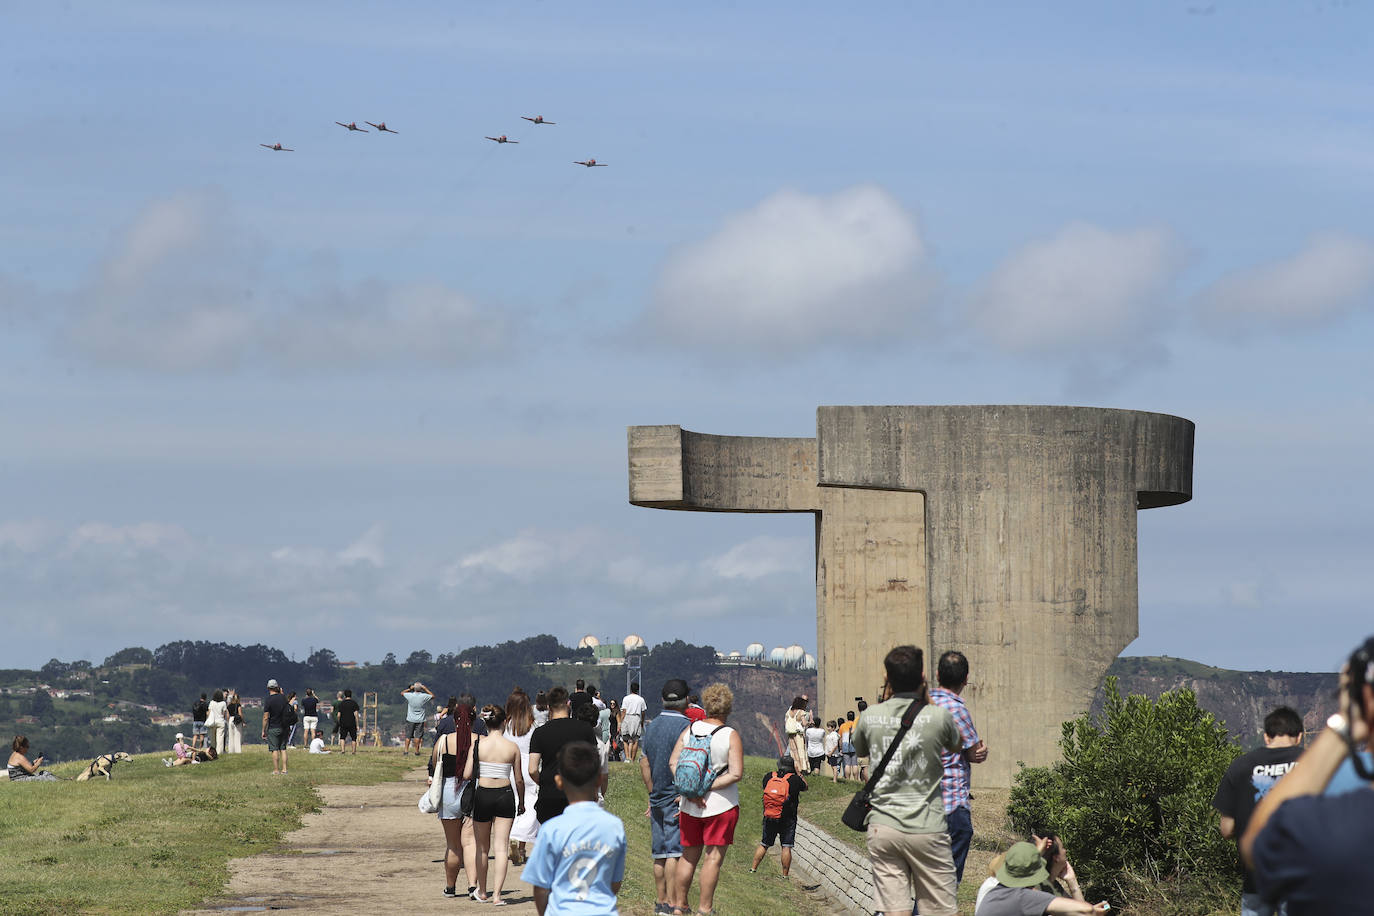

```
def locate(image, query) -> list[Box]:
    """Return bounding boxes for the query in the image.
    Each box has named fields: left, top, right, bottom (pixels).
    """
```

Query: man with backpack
left=639, top=678, right=692, bottom=916
left=750, top=755, right=808, bottom=877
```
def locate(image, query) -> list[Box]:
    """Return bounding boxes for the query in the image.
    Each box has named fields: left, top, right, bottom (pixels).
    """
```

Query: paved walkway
left=183, top=767, right=542, bottom=915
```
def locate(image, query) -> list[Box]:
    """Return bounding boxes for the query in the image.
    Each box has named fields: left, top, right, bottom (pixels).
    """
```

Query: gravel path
left=183, top=767, right=542, bottom=914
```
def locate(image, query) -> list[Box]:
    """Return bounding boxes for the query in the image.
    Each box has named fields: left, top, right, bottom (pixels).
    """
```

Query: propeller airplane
left=260, top=143, right=294, bottom=151
left=573, top=159, right=607, bottom=167
left=335, top=121, right=368, bottom=132
left=365, top=121, right=398, bottom=133
left=485, top=135, right=519, bottom=144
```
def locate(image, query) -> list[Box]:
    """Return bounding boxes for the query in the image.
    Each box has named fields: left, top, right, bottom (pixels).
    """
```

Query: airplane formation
left=262, top=114, right=605, bottom=167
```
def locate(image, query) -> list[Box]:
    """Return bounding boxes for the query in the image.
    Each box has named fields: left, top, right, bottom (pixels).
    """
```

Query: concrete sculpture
left=628, top=405, right=1194, bottom=786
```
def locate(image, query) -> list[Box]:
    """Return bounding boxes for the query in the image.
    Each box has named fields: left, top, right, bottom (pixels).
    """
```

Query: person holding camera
left=1241, top=636, right=1374, bottom=914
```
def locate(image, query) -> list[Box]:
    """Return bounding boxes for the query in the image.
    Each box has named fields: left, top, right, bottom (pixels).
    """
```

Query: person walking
left=621, top=680, right=648, bottom=763
left=529, top=686, right=599, bottom=825
left=504, top=688, right=540, bottom=866
left=285, top=691, right=300, bottom=748
left=640, top=678, right=692, bottom=915
left=850, top=645, right=964, bottom=916
left=463, top=705, right=525, bottom=904
left=431, top=700, right=477, bottom=899
left=670, top=683, right=744, bottom=916
left=804, top=715, right=826, bottom=775
left=262, top=679, right=290, bottom=776
left=784, top=698, right=808, bottom=773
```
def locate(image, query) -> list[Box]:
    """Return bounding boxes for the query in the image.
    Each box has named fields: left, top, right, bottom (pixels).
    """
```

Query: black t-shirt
left=529, top=716, right=598, bottom=796
left=569, top=691, right=592, bottom=713
left=336, top=698, right=361, bottom=729
left=192, top=699, right=209, bottom=722
left=301, top=695, right=318, bottom=717
left=762, top=771, right=808, bottom=820
left=264, top=693, right=288, bottom=728
left=1213, top=743, right=1303, bottom=892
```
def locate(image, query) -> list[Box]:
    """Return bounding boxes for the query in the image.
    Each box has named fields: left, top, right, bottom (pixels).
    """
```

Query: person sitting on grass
left=750, top=755, right=808, bottom=877
left=8, top=735, right=57, bottom=781
left=524, top=741, right=626, bottom=915
left=974, top=840, right=1106, bottom=915
left=164, top=733, right=195, bottom=767
left=309, top=731, right=330, bottom=754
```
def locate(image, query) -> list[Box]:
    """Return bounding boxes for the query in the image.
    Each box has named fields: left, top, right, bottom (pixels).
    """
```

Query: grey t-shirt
left=976, top=884, right=1055, bottom=916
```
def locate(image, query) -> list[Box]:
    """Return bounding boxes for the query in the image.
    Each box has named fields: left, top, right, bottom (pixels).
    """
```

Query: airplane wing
left=335, top=122, right=347, bottom=127
left=365, top=122, right=379, bottom=128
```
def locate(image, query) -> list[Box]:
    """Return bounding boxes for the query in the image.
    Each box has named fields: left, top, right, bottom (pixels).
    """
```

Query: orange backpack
left=763, top=771, right=791, bottom=819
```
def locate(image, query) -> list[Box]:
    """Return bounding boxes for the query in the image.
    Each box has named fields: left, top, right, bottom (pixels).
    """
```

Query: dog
left=75, top=751, right=133, bottom=781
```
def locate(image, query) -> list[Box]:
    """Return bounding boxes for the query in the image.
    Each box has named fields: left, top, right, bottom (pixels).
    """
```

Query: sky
left=2, top=2, right=1371, bottom=674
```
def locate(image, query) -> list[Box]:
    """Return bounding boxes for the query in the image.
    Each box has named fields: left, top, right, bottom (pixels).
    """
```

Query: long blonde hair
left=505, top=687, right=534, bottom=737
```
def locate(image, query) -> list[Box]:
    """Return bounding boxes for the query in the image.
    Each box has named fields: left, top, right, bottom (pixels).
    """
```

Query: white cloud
left=0, top=519, right=59, bottom=553
left=970, top=222, right=1183, bottom=353
left=647, top=185, right=933, bottom=354
left=705, top=535, right=810, bottom=581
left=1195, top=233, right=1374, bottom=330
left=338, top=524, right=387, bottom=568
left=43, top=189, right=513, bottom=372
left=66, top=522, right=193, bottom=554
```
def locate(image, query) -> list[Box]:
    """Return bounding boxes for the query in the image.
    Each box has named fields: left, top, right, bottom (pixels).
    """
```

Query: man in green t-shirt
left=851, top=645, right=963, bottom=916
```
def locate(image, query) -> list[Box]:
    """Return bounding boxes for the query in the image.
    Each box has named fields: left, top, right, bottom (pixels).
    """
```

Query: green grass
left=605, top=754, right=837, bottom=916
left=0, top=747, right=416, bottom=916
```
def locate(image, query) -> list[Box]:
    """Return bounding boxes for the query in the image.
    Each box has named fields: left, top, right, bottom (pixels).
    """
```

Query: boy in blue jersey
left=525, top=741, right=627, bottom=915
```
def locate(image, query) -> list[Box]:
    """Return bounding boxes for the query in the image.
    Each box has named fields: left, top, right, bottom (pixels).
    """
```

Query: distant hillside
left=1094, top=656, right=1338, bottom=747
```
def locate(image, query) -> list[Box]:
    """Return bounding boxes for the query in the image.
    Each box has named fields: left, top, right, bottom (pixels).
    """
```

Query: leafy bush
left=1007, top=677, right=1242, bottom=913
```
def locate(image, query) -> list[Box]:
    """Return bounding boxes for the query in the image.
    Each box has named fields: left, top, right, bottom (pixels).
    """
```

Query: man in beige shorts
left=851, top=645, right=964, bottom=916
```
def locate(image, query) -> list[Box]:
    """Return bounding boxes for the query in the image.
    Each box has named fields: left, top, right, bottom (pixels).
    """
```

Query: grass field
left=0, top=747, right=416, bottom=916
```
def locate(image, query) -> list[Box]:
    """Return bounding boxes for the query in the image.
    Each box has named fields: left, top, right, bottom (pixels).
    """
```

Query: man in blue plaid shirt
left=928, top=650, right=988, bottom=884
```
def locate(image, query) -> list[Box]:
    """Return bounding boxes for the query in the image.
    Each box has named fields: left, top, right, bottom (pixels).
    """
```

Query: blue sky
left=2, top=2, right=1371, bottom=672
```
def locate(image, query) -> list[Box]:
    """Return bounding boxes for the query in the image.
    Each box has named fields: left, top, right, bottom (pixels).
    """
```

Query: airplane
left=260, top=143, right=294, bottom=151
left=335, top=121, right=368, bottom=132
left=485, top=135, right=518, bottom=144
left=521, top=115, right=555, bottom=125
left=365, top=121, right=398, bottom=133
left=573, top=159, right=607, bottom=167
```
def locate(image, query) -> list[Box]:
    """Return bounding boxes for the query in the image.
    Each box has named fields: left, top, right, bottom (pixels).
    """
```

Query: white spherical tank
left=802, top=653, right=817, bottom=670
left=769, top=646, right=787, bottom=664
left=784, top=644, right=805, bottom=666
left=728, top=651, right=742, bottom=658
left=577, top=634, right=601, bottom=649
left=745, top=642, right=765, bottom=660
left=623, top=634, right=646, bottom=652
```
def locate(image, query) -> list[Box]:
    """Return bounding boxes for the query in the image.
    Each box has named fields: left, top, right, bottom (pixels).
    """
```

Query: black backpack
left=193, top=699, right=209, bottom=720
left=281, top=700, right=298, bottom=729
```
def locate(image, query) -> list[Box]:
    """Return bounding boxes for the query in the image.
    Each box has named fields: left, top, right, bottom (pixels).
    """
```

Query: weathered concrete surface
left=628, top=406, right=1194, bottom=786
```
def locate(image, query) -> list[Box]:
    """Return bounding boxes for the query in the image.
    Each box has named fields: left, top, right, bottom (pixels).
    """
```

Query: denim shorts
left=438, top=777, right=470, bottom=820
left=650, top=800, right=682, bottom=859
left=193, top=723, right=208, bottom=736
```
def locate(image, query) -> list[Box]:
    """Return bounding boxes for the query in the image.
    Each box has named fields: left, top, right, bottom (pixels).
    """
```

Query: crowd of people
left=11, top=633, right=1372, bottom=915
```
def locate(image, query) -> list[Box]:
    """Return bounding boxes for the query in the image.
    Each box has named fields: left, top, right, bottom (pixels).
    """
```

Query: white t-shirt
left=206, top=700, right=228, bottom=727
left=805, top=726, right=826, bottom=757
left=309, top=737, right=328, bottom=754
left=621, top=693, right=648, bottom=717
left=824, top=730, right=840, bottom=756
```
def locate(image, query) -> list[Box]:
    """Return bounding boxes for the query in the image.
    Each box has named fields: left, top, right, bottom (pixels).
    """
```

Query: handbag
left=457, top=737, right=479, bottom=819
left=841, top=698, right=924, bottom=832
left=420, top=732, right=454, bottom=814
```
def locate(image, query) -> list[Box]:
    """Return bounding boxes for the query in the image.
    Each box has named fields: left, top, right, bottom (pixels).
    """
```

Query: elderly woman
left=8, top=736, right=57, bottom=781
left=670, top=683, right=744, bottom=916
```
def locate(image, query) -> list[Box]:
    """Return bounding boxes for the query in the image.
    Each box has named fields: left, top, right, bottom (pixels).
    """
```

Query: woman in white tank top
left=669, top=683, right=744, bottom=916
left=463, top=704, right=525, bottom=904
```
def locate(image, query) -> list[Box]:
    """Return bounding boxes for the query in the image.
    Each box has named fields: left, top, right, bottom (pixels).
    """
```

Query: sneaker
left=443, top=887, right=457, bottom=898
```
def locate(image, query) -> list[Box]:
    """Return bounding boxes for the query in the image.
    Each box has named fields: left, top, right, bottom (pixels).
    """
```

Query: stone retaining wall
left=789, top=815, right=872, bottom=914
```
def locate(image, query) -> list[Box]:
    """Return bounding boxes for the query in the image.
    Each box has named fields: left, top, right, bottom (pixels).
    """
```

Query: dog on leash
left=75, top=751, right=133, bottom=781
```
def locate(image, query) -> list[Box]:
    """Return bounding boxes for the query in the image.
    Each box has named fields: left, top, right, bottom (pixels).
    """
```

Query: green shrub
left=1006, top=678, right=1242, bottom=914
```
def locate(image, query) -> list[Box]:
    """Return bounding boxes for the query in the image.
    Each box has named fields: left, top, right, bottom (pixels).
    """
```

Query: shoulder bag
left=419, top=735, right=447, bottom=814
left=841, top=698, right=923, bottom=832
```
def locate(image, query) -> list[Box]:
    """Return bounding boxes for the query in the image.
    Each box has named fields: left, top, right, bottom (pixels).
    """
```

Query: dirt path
left=183, top=767, right=542, bottom=915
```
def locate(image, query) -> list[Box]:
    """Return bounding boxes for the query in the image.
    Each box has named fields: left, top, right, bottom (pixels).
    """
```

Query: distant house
left=151, top=714, right=186, bottom=726
left=15, top=715, right=39, bottom=725
left=339, top=660, right=359, bottom=669
left=101, top=714, right=121, bottom=723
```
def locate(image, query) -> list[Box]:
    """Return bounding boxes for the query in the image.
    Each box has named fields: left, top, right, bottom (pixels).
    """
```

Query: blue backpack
left=673, top=724, right=725, bottom=799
